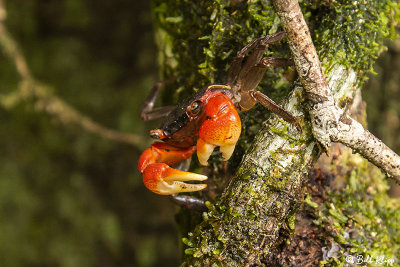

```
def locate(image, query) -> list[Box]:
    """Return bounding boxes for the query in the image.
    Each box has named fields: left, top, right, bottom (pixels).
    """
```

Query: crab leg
left=196, top=93, right=242, bottom=165
left=227, top=32, right=286, bottom=87
left=170, top=194, right=207, bottom=212
left=231, top=47, right=301, bottom=132
left=138, top=142, right=207, bottom=195
left=140, top=81, right=175, bottom=121
left=251, top=91, right=302, bottom=133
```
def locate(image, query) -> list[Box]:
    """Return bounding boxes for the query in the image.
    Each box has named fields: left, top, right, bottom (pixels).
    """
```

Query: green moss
left=303, top=0, right=399, bottom=84
left=286, top=212, right=296, bottom=231
left=152, top=0, right=400, bottom=265
left=305, top=195, right=319, bottom=209
left=153, top=0, right=293, bottom=102
left=311, top=151, right=400, bottom=265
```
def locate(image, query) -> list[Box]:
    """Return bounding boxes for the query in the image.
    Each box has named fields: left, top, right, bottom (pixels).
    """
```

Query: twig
left=274, top=0, right=400, bottom=182
left=0, top=3, right=145, bottom=149
left=179, top=0, right=398, bottom=264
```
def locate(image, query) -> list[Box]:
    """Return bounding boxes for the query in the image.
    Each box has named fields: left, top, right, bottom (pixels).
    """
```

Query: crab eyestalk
left=196, top=93, right=241, bottom=165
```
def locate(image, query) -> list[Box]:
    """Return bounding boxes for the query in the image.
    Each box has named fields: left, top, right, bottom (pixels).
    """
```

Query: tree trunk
left=152, top=0, right=400, bottom=265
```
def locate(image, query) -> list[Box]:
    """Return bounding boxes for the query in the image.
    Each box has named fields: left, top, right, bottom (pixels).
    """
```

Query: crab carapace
left=138, top=32, right=301, bottom=195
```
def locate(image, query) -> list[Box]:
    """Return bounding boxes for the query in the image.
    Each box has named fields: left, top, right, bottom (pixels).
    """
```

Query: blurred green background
left=0, top=0, right=179, bottom=266
left=0, top=1, right=399, bottom=267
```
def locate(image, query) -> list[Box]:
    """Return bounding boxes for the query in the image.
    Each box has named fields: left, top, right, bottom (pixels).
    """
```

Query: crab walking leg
left=227, top=32, right=286, bottom=86
left=140, top=79, right=176, bottom=121
left=197, top=93, right=241, bottom=165
left=170, top=194, right=207, bottom=212
left=251, top=91, right=302, bottom=133
left=138, top=142, right=207, bottom=195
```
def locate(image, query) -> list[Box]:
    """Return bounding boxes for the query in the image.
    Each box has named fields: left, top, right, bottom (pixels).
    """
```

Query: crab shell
left=138, top=85, right=241, bottom=195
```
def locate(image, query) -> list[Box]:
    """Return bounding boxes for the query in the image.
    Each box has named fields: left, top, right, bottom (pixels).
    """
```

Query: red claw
left=139, top=89, right=241, bottom=195
left=138, top=142, right=207, bottom=195
left=138, top=142, right=195, bottom=173
left=196, top=93, right=241, bottom=166
left=142, top=163, right=207, bottom=195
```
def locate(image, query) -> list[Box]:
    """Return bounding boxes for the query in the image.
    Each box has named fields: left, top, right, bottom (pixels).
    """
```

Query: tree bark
left=274, top=0, right=400, bottom=181
left=152, top=0, right=400, bottom=265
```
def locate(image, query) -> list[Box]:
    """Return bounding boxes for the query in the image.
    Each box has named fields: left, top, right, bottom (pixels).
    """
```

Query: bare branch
left=0, top=3, right=145, bottom=149
left=175, top=0, right=398, bottom=264
left=333, top=118, right=400, bottom=180
left=274, top=0, right=400, bottom=182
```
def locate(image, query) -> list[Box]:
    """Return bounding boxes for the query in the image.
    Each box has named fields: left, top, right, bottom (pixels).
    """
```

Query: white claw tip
left=157, top=181, right=207, bottom=195
left=197, top=141, right=216, bottom=166
left=220, top=144, right=236, bottom=161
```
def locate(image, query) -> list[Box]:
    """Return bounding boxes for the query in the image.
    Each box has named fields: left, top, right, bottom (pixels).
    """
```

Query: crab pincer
left=138, top=142, right=208, bottom=195
left=138, top=87, right=241, bottom=195
left=139, top=32, right=301, bottom=198
left=196, top=90, right=242, bottom=166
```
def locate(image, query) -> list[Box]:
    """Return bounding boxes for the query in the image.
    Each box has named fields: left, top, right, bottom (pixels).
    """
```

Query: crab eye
left=188, top=100, right=201, bottom=116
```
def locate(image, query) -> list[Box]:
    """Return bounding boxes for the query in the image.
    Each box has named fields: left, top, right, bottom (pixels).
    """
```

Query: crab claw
left=138, top=142, right=207, bottom=195
left=142, top=163, right=207, bottom=195
left=197, top=93, right=241, bottom=166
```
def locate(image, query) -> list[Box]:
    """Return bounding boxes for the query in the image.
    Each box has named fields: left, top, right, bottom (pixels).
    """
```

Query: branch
left=274, top=0, right=400, bottom=182
left=181, top=0, right=398, bottom=265
left=0, top=2, right=145, bottom=149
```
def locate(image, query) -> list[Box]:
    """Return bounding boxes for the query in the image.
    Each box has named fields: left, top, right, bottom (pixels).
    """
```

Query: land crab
left=138, top=31, right=301, bottom=196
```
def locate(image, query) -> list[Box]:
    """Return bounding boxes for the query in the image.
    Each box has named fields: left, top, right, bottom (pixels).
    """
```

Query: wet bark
left=151, top=0, right=399, bottom=265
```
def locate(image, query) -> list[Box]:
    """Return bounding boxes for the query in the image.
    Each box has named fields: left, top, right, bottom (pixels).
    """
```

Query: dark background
left=0, top=0, right=398, bottom=266
left=1, top=0, right=179, bottom=266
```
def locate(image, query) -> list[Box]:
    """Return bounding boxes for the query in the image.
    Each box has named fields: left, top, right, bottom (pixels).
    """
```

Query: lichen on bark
left=310, top=146, right=400, bottom=266
left=151, top=0, right=399, bottom=265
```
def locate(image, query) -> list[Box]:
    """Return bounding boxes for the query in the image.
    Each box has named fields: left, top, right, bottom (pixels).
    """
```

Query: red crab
left=138, top=32, right=301, bottom=195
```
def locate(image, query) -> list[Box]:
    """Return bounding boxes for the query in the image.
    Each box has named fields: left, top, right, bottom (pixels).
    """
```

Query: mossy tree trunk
left=152, top=0, right=400, bottom=265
